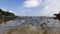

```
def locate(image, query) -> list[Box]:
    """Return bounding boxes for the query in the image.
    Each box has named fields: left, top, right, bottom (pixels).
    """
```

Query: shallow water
left=0, top=16, right=60, bottom=34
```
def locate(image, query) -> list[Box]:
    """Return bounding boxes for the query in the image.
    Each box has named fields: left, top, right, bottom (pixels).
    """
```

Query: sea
left=0, top=16, right=59, bottom=30
left=0, top=16, right=60, bottom=34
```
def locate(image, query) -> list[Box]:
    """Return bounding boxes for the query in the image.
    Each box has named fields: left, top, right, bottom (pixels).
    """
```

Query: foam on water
left=0, top=17, right=60, bottom=30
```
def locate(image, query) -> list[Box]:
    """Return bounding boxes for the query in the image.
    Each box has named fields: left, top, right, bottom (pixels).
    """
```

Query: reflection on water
left=0, top=16, right=60, bottom=34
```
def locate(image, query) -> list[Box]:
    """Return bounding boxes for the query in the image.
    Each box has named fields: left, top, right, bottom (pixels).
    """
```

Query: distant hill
left=0, top=9, right=16, bottom=24
left=0, top=9, right=15, bottom=17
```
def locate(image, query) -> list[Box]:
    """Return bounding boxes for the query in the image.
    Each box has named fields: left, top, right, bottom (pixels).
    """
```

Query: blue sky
left=0, top=0, right=60, bottom=16
left=0, top=0, right=25, bottom=15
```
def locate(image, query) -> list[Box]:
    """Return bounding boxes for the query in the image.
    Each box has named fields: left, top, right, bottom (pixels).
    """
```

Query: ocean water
left=0, top=16, right=60, bottom=34
left=0, top=16, right=59, bottom=30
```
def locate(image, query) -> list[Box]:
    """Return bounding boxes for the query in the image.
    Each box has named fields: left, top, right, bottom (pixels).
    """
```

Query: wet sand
left=0, top=25, right=60, bottom=34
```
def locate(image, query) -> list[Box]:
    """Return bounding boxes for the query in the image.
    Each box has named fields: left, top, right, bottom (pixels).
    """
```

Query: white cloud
left=23, top=0, right=41, bottom=8
left=0, top=8, right=8, bottom=11
left=19, top=9, right=26, bottom=16
left=21, top=0, right=60, bottom=16
left=40, top=0, right=60, bottom=16
left=9, top=11, right=14, bottom=13
left=9, top=11, right=17, bottom=15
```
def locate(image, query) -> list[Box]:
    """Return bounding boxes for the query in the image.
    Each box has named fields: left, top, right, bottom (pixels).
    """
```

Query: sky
left=0, top=0, right=60, bottom=16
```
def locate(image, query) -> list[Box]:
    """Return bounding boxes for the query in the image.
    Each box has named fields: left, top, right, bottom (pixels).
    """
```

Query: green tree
left=5, top=12, right=10, bottom=16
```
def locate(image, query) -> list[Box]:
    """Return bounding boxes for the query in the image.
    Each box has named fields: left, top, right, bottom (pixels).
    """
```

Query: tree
left=0, top=9, right=15, bottom=16
left=54, top=12, right=60, bottom=21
